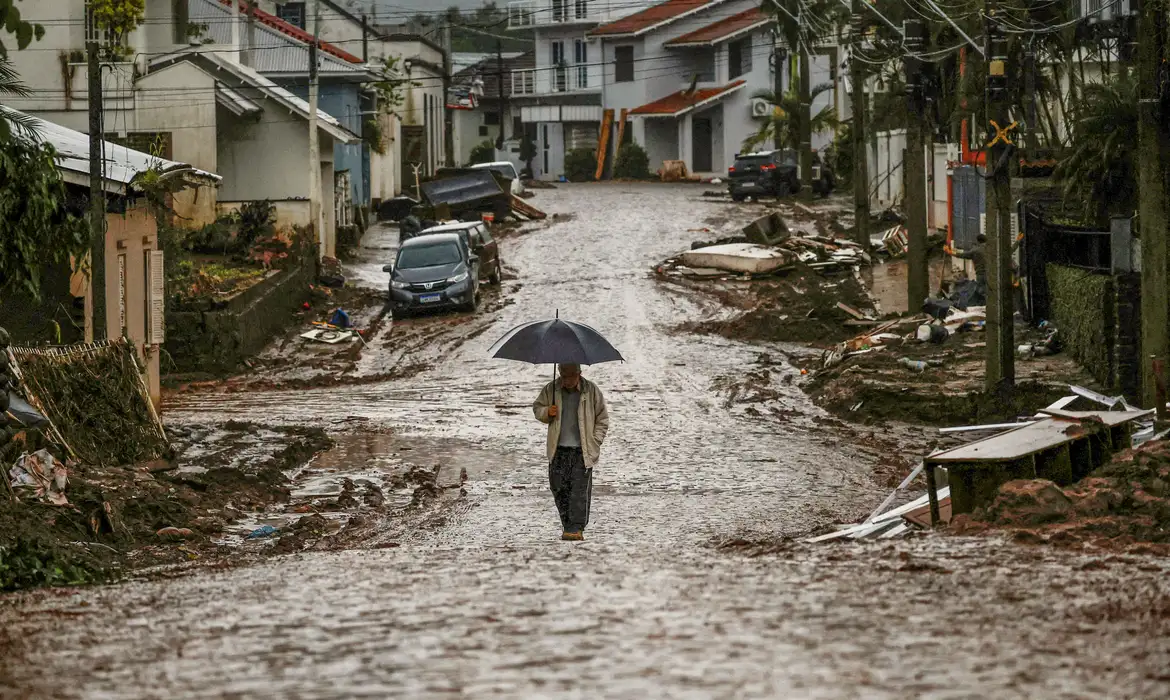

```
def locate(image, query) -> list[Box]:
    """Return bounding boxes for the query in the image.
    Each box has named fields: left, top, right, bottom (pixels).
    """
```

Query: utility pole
left=984, top=2, right=1015, bottom=393
left=849, top=1, right=869, bottom=248
left=496, top=39, right=506, bottom=149
left=1138, top=0, right=1169, bottom=412
left=361, top=14, right=369, bottom=63
left=87, top=40, right=106, bottom=343
left=904, top=19, right=929, bottom=310
left=798, top=8, right=812, bottom=191
left=442, top=22, right=455, bottom=167
left=308, top=0, right=325, bottom=259
left=772, top=36, right=785, bottom=150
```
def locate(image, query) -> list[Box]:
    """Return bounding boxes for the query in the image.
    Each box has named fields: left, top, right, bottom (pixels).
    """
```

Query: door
left=574, top=40, right=588, bottom=90
left=551, top=41, right=566, bottom=92
left=692, top=118, right=713, bottom=173
left=401, top=125, right=427, bottom=196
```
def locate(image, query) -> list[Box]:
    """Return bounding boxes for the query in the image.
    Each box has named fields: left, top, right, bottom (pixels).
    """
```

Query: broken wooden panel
left=926, top=411, right=1151, bottom=516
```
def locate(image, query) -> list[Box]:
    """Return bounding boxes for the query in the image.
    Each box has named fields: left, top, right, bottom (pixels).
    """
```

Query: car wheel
left=489, top=260, right=502, bottom=285
left=731, top=193, right=746, bottom=202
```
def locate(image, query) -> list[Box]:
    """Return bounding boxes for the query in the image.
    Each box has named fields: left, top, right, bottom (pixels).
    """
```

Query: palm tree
left=742, top=79, right=839, bottom=153
left=1052, top=74, right=1137, bottom=225
left=0, top=57, right=38, bottom=142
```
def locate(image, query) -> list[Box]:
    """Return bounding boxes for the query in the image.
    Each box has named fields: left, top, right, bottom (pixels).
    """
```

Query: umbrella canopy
left=489, top=318, right=624, bottom=366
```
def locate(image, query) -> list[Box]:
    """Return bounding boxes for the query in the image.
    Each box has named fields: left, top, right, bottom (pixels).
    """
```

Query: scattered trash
left=881, top=226, right=909, bottom=257
left=8, top=449, right=68, bottom=505
left=899, top=357, right=928, bottom=372
left=679, top=244, right=791, bottom=275
left=710, top=178, right=723, bottom=185
left=5, top=392, right=47, bottom=428
left=301, top=328, right=355, bottom=345
left=916, top=324, right=948, bottom=344
left=247, top=525, right=279, bottom=539
left=329, top=308, right=352, bottom=329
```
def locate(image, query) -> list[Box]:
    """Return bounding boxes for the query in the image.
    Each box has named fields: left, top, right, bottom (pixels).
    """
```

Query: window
left=552, top=41, right=567, bottom=92
left=479, top=125, right=489, bottom=137
left=84, top=0, right=124, bottom=51
left=484, top=112, right=500, bottom=126
left=552, top=0, right=569, bottom=22
left=574, top=40, right=588, bottom=89
left=615, top=46, right=634, bottom=83
left=277, top=2, right=307, bottom=29
left=574, top=0, right=589, bottom=20
left=172, top=0, right=189, bottom=43
left=728, top=37, right=752, bottom=79
left=513, top=116, right=523, bottom=137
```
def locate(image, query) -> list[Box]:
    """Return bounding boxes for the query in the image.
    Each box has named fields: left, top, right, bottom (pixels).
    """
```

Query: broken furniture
left=925, top=410, right=1152, bottom=521
left=742, top=212, right=790, bottom=246
left=420, top=169, right=512, bottom=221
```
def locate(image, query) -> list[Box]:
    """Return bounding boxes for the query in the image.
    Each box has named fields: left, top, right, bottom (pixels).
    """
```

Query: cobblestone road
left=2, top=184, right=1168, bottom=699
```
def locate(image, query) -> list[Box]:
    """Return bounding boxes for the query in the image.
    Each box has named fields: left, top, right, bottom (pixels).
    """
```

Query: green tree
left=613, top=141, right=651, bottom=180
left=1052, top=75, right=1137, bottom=225
left=0, top=0, right=45, bottom=58
left=468, top=139, right=495, bottom=165
left=743, top=80, right=839, bottom=153
left=564, top=148, right=595, bottom=182
left=0, top=135, right=90, bottom=298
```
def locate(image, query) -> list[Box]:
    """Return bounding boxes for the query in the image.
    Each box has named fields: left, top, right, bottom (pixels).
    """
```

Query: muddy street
left=2, top=184, right=1169, bottom=698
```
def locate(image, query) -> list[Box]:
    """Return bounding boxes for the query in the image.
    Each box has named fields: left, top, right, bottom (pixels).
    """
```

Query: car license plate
left=420, top=294, right=442, bottom=304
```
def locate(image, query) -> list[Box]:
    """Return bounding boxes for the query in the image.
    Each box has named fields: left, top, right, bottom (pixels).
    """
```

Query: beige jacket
left=532, top=377, right=610, bottom=468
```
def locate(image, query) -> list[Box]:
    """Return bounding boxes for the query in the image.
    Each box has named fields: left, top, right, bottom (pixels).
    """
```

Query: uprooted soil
left=667, top=264, right=876, bottom=346
left=804, top=324, right=1098, bottom=427
left=951, top=440, right=1170, bottom=553
left=0, top=422, right=332, bottom=592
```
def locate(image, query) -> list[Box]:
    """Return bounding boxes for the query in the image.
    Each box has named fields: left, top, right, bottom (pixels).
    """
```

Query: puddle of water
left=865, top=256, right=948, bottom=314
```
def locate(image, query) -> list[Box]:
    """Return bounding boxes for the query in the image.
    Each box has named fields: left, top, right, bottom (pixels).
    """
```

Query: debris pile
left=809, top=385, right=1161, bottom=546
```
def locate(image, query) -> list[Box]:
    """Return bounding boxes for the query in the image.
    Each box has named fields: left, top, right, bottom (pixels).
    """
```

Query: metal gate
left=951, top=165, right=984, bottom=249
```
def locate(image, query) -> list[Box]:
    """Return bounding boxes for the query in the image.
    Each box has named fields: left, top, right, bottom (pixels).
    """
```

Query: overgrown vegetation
left=89, top=0, right=146, bottom=59
left=564, top=148, right=596, bottom=182
left=469, top=139, right=496, bottom=165
left=0, top=128, right=89, bottom=298
left=613, top=141, right=652, bottom=180
left=0, top=0, right=45, bottom=58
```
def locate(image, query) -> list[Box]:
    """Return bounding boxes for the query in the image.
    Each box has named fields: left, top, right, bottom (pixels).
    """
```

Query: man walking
left=533, top=363, right=609, bottom=541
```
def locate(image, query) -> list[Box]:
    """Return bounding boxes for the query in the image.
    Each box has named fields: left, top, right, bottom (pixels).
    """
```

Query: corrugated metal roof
left=190, top=0, right=367, bottom=77
left=149, top=49, right=360, bottom=144
left=1, top=107, right=220, bottom=194
left=215, top=83, right=262, bottom=117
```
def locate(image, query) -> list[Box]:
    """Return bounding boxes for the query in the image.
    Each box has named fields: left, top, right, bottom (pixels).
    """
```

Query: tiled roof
left=629, top=79, right=746, bottom=117
left=664, top=7, right=770, bottom=46
left=589, top=0, right=724, bottom=38
left=216, top=0, right=364, bottom=63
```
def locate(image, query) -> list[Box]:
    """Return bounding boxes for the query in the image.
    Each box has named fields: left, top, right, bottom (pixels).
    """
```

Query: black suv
left=728, top=150, right=800, bottom=201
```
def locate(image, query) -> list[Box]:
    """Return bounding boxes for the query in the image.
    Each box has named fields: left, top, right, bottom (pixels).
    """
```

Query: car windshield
left=397, top=243, right=462, bottom=269
left=734, top=155, right=772, bottom=168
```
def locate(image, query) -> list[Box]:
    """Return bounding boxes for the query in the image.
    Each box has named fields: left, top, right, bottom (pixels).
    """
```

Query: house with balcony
left=507, top=0, right=660, bottom=178
left=588, top=0, right=839, bottom=177
left=450, top=51, right=534, bottom=166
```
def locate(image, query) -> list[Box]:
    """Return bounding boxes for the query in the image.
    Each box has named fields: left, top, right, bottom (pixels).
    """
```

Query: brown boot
left=561, top=531, right=584, bottom=541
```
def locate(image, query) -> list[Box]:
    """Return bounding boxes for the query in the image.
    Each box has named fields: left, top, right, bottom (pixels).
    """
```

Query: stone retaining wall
left=164, top=261, right=314, bottom=375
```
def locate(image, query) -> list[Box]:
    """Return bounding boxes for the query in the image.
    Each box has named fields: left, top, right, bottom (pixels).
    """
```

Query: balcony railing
left=512, top=68, right=536, bottom=95
left=508, top=0, right=601, bottom=28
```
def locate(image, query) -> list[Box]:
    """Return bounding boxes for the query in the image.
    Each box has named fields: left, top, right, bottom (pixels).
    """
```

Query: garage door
left=565, top=123, right=599, bottom=152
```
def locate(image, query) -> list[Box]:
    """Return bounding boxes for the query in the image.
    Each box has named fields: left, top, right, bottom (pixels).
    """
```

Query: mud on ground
left=0, top=422, right=332, bottom=592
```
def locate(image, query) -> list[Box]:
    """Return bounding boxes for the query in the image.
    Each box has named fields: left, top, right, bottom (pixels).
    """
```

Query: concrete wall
left=134, top=61, right=220, bottom=226
left=370, top=112, right=401, bottom=201
left=215, top=104, right=313, bottom=200
left=165, top=258, right=315, bottom=375
left=103, top=207, right=162, bottom=406
left=641, top=119, right=679, bottom=169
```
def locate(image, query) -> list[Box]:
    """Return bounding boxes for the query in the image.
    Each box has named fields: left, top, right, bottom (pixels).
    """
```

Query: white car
left=470, top=161, right=524, bottom=196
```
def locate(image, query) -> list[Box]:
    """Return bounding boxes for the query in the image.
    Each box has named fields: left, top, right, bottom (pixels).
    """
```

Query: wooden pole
left=849, top=2, right=870, bottom=249
left=904, top=19, right=929, bottom=311
left=308, top=0, right=324, bottom=259
left=87, top=40, right=106, bottom=343
left=984, top=2, right=1015, bottom=393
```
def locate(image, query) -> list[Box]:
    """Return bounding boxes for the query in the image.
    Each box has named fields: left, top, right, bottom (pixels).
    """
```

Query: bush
left=469, top=140, right=496, bottom=165
left=613, top=141, right=651, bottom=180
left=237, top=200, right=276, bottom=248
left=564, top=148, right=596, bottom=182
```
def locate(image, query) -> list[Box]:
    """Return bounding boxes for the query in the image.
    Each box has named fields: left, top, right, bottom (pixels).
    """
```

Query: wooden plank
left=509, top=194, right=546, bottom=220
left=836, top=302, right=867, bottom=320
left=902, top=496, right=952, bottom=527
left=939, top=421, right=1036, bottom=434
left=1035, top=409, right=1154, bottom=425
left=879, top=522, right=912, bottom=538
left=866, top=462, right=924, bottom=522
left=594, top=108, right=614, bottom=181
left=615, top=108, right=629, bottom=151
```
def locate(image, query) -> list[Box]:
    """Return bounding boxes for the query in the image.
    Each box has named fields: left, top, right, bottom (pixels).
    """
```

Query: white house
left=589, top=0, right=838, bottom=177
left=2, top=0, right=362, bottom=254
left=450, top=51, right=534, bottom=166
left=506, top=0, right=661, bottom=178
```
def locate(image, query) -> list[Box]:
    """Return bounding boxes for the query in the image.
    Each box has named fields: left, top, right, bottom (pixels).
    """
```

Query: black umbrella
left=489, top=313, right=623, bottom=402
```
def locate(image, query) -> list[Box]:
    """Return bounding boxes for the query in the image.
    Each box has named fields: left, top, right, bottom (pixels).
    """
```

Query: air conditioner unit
left=750, top=98, right=771, bottom=119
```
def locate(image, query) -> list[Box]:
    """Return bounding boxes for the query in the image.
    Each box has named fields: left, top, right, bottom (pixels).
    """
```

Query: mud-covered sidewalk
left=1, top=184, right=1168, bottom=699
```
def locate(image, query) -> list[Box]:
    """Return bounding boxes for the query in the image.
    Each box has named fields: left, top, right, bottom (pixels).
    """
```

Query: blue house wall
left=288, top=82, right=369, bottom=210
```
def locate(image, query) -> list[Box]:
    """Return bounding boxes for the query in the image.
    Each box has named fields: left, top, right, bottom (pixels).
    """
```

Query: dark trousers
left=549, top=447, right=592, bottom=533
